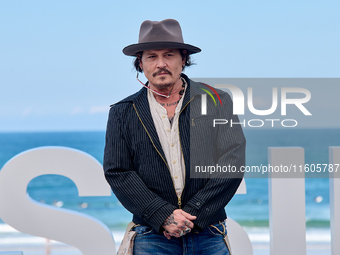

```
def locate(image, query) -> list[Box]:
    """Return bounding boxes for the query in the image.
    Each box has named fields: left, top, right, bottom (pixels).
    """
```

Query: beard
left=153, top=80, right=174, bottom=90
left=151, top=68, right=174, bottom=89
left=149, top=68, right=182, bottom=90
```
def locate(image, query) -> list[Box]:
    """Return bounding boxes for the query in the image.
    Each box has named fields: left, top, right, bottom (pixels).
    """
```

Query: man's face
left=140, top=49, right=185, bottom=90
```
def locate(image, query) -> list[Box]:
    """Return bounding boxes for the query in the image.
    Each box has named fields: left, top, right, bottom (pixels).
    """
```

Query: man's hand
left=162, top=209, right=196, bottom=239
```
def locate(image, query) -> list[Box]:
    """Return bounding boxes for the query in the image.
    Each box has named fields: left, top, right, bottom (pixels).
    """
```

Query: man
left=104, top=19, right=246, bottom=254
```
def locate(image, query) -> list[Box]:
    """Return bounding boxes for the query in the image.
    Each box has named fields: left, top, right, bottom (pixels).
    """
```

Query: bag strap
left=122, top=222, right=140, bottom=240
left=210, top=222, right=233, bottom=255
left=125, top=222, right=137, bottom=232
left=210, top=222, right=226, bottom=236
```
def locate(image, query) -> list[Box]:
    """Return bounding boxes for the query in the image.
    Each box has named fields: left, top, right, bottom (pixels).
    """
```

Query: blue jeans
left=133, top=222, right=230, bottom=255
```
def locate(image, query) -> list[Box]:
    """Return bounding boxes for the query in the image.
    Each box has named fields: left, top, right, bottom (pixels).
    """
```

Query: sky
left=1, top=0, right=339, bottom=132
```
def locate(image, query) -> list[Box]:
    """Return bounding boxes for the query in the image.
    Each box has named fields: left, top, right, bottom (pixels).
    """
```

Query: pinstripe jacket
left=103, top=74, right=246, bottom=233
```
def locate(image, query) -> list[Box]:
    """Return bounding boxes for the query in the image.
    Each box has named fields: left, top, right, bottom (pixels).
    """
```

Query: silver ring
left=184, top=227, right=191, bottom=234
left=179, top=230, right=184, bottom=236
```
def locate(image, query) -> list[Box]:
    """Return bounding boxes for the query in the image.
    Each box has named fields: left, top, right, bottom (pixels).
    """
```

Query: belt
left=193, top=219, right=226, bottom=233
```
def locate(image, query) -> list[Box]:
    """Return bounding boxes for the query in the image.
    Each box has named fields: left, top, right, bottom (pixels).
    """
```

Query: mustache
left=153, top=68, right=172, bottom=77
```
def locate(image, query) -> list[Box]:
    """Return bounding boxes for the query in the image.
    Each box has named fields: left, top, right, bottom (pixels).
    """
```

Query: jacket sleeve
left=103, top=104, right=177, bottom=232
left=182, top=92, right=246, bottom=230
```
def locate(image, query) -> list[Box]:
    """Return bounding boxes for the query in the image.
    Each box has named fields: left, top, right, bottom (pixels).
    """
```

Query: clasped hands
left=162, top=209, right=196, bottom=239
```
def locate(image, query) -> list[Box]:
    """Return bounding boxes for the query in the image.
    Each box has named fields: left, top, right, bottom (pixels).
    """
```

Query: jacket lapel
left=133, top=88, right=168, bottom=166
left=132, top=74, right=204, bottom=171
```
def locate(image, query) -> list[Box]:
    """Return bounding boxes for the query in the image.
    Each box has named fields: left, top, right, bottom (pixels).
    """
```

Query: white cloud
left=89, top=105, right=109, bottom=114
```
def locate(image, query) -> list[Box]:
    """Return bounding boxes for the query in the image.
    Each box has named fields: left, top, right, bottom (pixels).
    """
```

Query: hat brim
left=122, top=41, right=201, bottom=56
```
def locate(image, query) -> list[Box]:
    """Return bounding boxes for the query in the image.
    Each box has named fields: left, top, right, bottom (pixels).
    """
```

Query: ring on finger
left=184, top=227, right=191, bottom=234
left=179, top=230, right=184, bottom=237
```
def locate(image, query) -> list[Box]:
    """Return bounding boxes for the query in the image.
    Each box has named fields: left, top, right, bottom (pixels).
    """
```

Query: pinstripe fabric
left=103, top=74, right=246, bottom=232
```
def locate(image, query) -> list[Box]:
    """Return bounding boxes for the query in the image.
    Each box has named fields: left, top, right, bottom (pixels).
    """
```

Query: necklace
left=168, top=78, right=186, bottom=127
left=179, top=78, right=186, bottom=97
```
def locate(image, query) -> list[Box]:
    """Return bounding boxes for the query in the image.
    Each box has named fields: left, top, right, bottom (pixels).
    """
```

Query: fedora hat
left=123, top=19, right=201, bottom=56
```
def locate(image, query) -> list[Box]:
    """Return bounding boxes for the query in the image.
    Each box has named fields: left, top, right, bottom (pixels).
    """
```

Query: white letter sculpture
left=0, top=147, right=115, bottom=255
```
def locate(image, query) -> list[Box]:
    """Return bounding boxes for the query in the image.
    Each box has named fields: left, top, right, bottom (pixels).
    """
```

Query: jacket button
left=196, top=202, right=200, bottom=206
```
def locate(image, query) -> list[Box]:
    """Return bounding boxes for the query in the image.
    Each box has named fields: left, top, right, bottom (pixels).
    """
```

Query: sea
left=0, top=129, right=339, bottom=251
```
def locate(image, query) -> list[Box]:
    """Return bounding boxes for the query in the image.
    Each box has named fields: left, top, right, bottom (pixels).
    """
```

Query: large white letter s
left=0, top=147, right=115, bottom=255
